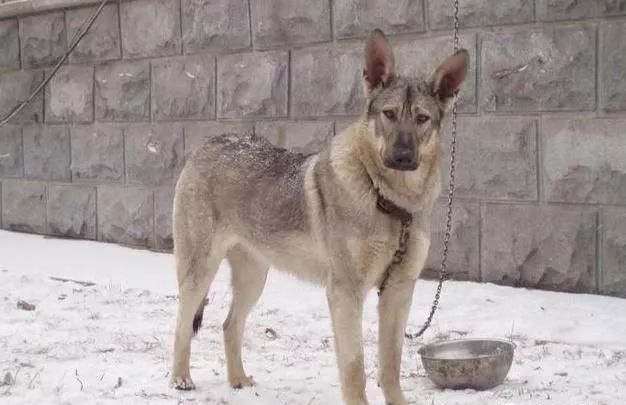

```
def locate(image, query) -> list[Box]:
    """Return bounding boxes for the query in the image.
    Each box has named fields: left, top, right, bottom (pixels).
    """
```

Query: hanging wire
left=0, top=0, right=110, bottom=128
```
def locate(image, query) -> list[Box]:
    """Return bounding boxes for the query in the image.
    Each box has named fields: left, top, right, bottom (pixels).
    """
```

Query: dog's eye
left=383, top=110, right=396, bottom=120
left=416, top=114, right=430, bottom=124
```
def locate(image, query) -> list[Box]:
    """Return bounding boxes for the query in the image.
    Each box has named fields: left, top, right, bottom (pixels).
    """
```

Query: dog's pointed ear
left=363, top=29, right=395, bottom=93
left=430, top=49, right=470, bottom=111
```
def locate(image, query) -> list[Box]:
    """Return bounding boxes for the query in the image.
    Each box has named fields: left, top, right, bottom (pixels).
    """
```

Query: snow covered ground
left=1, top=230, right=625, bottom=404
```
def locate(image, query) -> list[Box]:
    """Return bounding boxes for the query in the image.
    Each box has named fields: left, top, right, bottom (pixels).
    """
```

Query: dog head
left=362, top=29, right=469, bottom=171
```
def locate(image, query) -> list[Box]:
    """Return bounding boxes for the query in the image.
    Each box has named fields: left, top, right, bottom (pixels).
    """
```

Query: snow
left=1, top=229, right=625, bottom=404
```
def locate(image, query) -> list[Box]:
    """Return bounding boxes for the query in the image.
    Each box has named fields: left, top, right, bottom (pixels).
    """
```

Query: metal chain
left=405, top=0, right=461, bottom=340
left=378, top=215, right=413, bottom=296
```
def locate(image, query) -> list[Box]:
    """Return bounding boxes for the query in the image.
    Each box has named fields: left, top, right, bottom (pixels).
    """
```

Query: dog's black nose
left=392, top=149, right=416, bottom=167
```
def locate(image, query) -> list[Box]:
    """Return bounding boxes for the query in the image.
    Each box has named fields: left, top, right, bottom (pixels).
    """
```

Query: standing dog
left=170, top=29, right=469, bottom=405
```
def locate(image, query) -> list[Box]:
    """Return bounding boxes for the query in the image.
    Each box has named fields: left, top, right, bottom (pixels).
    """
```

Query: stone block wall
left=0, top=0, right=625, bottom=297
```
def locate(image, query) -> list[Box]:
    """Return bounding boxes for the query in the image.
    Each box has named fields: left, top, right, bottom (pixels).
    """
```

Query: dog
left=170, top=29, right=469, bottom=405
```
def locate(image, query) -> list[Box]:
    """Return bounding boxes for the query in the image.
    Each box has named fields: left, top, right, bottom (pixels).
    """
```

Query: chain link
left=378, top=216, right=413, bottom=296
left=405, top=0, right=461, bottom=340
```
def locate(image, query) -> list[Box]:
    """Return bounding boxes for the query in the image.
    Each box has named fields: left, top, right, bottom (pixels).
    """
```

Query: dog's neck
left=375, top=189, right=413, bottom=224
left=327, top=121, right=442, bottom=216
left=356, top=122, right=441, bottom=214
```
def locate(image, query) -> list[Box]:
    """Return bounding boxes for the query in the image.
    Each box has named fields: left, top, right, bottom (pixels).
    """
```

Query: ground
left=0, top=230, right=625, bottom=405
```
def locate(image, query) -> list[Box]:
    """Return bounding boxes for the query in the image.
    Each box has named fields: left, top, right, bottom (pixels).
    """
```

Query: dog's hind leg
left=223, top=245, right=269, bottom=389
left=171, top=234, right=224, bottom=391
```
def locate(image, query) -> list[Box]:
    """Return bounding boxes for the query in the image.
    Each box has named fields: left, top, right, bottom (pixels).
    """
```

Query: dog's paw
left=229, top=375, right=255, bottom=389
left=170, top=375, right=196, bottom=391
left=345, top=400, right=369, bottom=405
left=382, top=391, right=407, bottom=405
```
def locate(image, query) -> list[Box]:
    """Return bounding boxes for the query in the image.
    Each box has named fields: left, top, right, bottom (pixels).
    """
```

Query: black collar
left=375, top=189, right=413, bottom=224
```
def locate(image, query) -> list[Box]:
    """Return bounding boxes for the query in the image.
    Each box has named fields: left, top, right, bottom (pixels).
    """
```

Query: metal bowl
left=418, top=339, right=515, bottom=390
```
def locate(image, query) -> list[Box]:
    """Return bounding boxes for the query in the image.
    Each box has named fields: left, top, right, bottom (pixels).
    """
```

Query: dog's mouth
left=383, top=158, right=420, bottom=171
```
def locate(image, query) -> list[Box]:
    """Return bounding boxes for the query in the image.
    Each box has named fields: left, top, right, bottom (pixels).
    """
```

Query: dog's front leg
left=378, top=275, right=416, bottom=405
left=378, top=227, right=429, bottom=405
left=327, top=280, right=368, bottom=405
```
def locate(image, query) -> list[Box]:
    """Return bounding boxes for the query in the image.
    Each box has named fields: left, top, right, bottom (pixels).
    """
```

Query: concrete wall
left=0, top=0, right=625, bottom=297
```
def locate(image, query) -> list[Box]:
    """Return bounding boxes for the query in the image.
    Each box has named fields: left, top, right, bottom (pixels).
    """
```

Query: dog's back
left=181, top=133, right=309, bottom=229
left=174, top=132, right=329, bottom=282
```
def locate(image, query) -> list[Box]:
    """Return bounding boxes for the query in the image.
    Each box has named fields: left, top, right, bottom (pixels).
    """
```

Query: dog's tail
left=192, top=297, right=207, bottom=336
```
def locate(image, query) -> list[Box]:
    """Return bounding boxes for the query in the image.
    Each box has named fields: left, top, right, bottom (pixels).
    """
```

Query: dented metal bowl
left=418, top=339, right=515, bottom=390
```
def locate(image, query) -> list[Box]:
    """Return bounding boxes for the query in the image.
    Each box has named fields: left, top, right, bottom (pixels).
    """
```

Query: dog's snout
left=390, top=148, right=418, bottom=170
left=386, top=130, right=419, bottom=170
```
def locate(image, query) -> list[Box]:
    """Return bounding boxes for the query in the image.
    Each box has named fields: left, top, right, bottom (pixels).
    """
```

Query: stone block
left=542, top=119, right=626, bottom=205
left=218, top=51, right=288, bottom=119
left=45, top=65, right=94, bottom=123
left=97, top=186, right=154, bottom=247
left=601, top=21, right=626, bottom=112
left=0, top=18, right=19, bottom=71
left=255, top=121, right=333, bottom=154
left=482, top=204, right=596, bottom=292
left=1, top=180, right=46, bottom=233
left=395, top=34, right=477, bottom=113
left=125, top=124, right=184, bottom=187
left=424, top=201, right=480, bottom=281
left=66, top=4, right=121, bottom=63
left=602, top=208, right=626, bottom=297
left=95, top=61, right=150, bottom=121
left=537, top=0, right=626, bottom=21
left=0, top=126, right=22, bottom=178
left=70, top=124, right=124, bottom=182
left=120, top=0, right=181, bottom=58
left=19, top=12, right=66, bottom=68
left=333, top=0, right=425, bottom=39
left=152, top=55, right=215, bottom=121
left=292, top=45, right=363, bottom=117
left=441, top=117, right=537, bottom=200
left=23, top=125, right=70, bottom=181
left=429, top=0, right=533, bottom=29
left=251, top=0, right=330, bottom=49
left=47, top=185, right=96, bottom=239
left=184, top=121, right=253, bottom=156
left=155, top=187, right=174, bottom=251
left=182, top=0, right=250, bottom=53
left=0, top=70, right=44, bottom=123
left=481, top=25, right=595, bottom=112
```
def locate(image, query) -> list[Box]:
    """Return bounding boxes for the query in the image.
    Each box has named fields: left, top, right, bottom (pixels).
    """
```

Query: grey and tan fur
left=170, top=29, right=469, bottom=405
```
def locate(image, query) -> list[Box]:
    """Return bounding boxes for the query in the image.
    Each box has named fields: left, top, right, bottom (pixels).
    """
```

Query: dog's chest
left=345, top=219, right=404, bottom=286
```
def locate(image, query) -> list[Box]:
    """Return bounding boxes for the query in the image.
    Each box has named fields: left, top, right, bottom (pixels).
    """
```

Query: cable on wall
left=0, top=0, right=110, bottom=128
